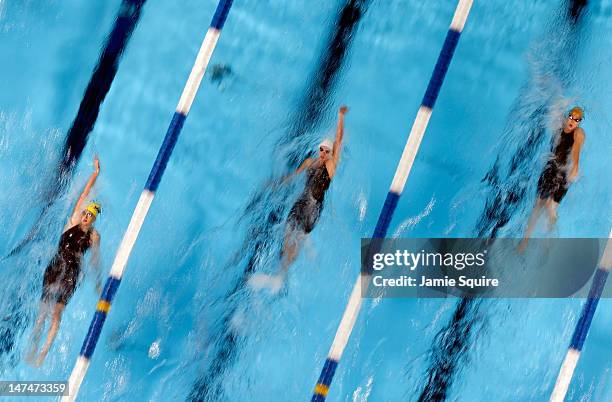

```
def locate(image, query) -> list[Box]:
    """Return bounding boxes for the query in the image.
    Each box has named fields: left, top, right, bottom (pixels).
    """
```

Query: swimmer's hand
left=95, top=277, right=103, bottom=296
left=339, top=105, right=348, bottom=115
left=266, top=174, right=294, bottom=188
left=264, top=177, right=284, bottom=188
left=93, top=155, right=100, bottom=175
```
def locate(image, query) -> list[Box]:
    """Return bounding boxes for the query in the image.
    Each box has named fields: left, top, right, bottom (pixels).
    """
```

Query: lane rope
left=310, top=1, right=473, bottom=401
left=550, top=229, right=612, bottom=402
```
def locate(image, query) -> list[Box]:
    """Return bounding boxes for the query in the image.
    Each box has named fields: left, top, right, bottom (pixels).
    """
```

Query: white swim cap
left=318, top=139, right=333, bottom=152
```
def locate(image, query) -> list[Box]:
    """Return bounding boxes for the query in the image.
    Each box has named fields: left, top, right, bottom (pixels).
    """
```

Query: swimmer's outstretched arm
left=332, top=106, right=348, bottom=168
left=568, top=129, right=585, bottom=181
left=279, top=158, right=313, bottom=184
left=295, top=158, right=313, bottom=174
left=67, top=156, right=100, bottom=228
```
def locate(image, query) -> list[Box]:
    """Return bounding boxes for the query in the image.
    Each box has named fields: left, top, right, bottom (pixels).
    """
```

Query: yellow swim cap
left=569, top=106, right=584, bottom=120
left=85, top=202, right=101, bottom=218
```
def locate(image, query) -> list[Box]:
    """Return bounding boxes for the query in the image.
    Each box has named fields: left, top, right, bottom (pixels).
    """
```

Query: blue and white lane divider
left=310, top=1, right=473, bottom=401
left=550, top=230, right=612, bottom=402
left=62, top=1, right=233, bottom=400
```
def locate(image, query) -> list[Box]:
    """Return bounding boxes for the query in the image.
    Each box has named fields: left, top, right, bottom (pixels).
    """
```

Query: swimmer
left=249, top=105, right=348, bottom=293
left=518, top=107, right=585, bottom=252
left=27, top=156, right=102, bottom=366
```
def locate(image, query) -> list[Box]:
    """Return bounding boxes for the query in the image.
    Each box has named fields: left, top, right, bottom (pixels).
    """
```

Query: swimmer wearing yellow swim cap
left=27, top=156, right=103, bottom=367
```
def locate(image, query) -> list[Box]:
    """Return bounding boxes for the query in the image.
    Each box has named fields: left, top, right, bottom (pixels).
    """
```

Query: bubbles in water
left=358, top=190, right=368, bottom=222
left=392, top=196, right=435, bottom=237
left=148, top=339, right=160, bottom=359
left=352, top=375, right=374, bottom=402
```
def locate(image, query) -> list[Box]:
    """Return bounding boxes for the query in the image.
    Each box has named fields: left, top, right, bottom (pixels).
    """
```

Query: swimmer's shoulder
left=62, top=220, right=77, bottom=234
left=573, top=127, right=585, bottom=144
left=90, top=229, right=100, bottom=244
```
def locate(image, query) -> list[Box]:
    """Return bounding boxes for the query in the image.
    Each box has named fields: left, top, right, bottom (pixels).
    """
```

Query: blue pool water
left=1, top=0, right=611, bottom=401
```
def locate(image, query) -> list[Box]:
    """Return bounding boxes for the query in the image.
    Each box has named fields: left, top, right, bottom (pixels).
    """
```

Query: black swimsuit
left=287, top=163, right=331, bottom=234
left=537, top=129, right=575, bottom=203
left=42, top=225, right=92, bottom=305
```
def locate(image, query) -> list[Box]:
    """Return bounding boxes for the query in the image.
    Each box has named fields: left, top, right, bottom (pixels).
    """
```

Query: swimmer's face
left=81, top=210, right=96, bottom=227
left=564, top=112, right=582, bottom=131
left=319, top=146, right=332, bottom=160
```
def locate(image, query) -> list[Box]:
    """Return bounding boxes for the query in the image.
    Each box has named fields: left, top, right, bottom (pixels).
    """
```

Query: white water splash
left=148, top=339, right=161, bottom=359
left=392, top=197, right=435, bottom=238
left=358, top=190, right=368, bottom=222
left=352, top=375, right=374, bottom=402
